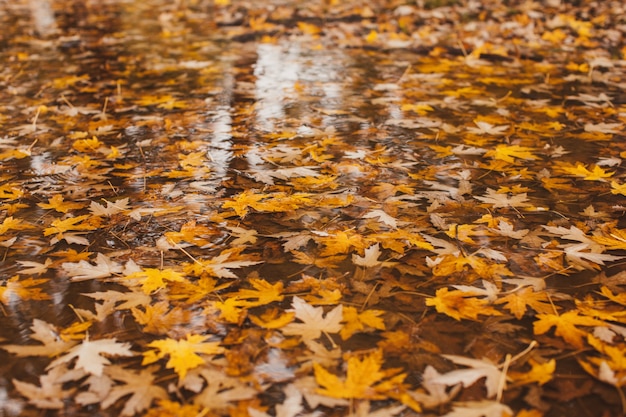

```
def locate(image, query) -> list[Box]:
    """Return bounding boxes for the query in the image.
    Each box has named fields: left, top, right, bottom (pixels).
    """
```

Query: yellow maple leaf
left=52, top=74, right=89, bottom=89
left=340, top=306, right=386, bottom=340
left=318, top=230, right=368, bottom=257
left=0, top=184, right=23, bottom=200
left=164, top=220, right=217, bottom=247
left=132, top=301, right=189, bottom=334
left=168, top=276, right=234, bottom=303
left=0, top=275, right=51, bottom=304
left=541, top=177, right=574, bottom=192
left=365, top=29, right=378, bottom=43
left=142, top=334, right=224, bottom=379
left=597, top=286, right=626, bottom=306
left=560, top=164, right=614, bottom=181
left=533, top=310, right=605, bottom=349
left=445, top=224, right=489, bottom=244
left=257, top=192, right=313, bottom=213
left=508, top=358, right=556, bottom=386
left=591, top=229, right=626, bottom=250
left=290, top=174, right=339, bottom=190
left=373, top=229, right=434, bottom=254
left=313, top=349, right=407, bottom=400
left=297, top=21, right=321, bottom=36
left=136, top=94, right=187, bottom=110
left=302, top=288, right=343, bottom=305
left=401, top=103, right=434, bottom=115
left=43, top=215, right=97, bottom=239
left=229, top=278, right=284, bottom=307
left=516, top=410, right=545, bottom=417
left=222, top=190, right=266, bottom=217
left=610, top=181, right=626, bottom=196
left=182, top=249, right=263, bottom=279
left=125, top=268, right=187, bottom=294
left=518, top=121, right=565, bottom=132
left=574, top=297, right=626, bottom=323
left=484, top=144, right=539, bottom=164
left=37, top=195, right=85, bottom=213
left=0, top=202, right=29, bottom=215
left=59, top=320, right=92, bottom=342
left=143, top=400, right=204, bottom=417
left=0, top=216, right=33, bottom=235
left=72, top=136, right=103, bottom=153
left=177, top=151, right=207, bottom=169
left=249, top=307, right=295, bottom=329
left=431, top=253, right=513, bottom=280
left=578, top=335, right=626, bottom=387
left=291, top=250, right=346, bottom=269
left=425, top=287, right=501, bottom=321
left=0, top=148, right=31, bottom=161
left=213, top=297, right=248, bottom=325
left=495, top=287, right=555, bottom=319
left=496, top=184, right=531, bottom=194
left=429, top=145, right=454, bottom=158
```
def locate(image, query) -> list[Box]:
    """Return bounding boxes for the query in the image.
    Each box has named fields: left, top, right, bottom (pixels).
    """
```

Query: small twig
left=360, top=281, right=380, bottom=311
left=101, top=96, right=108, bottom=120
left=68, top=304, right=85, bottom=322
left=323, top=330, right=338, bottom=349
left=31, top=106, right=41, bottom=130
left=509, top=340, right=538, bottom=365
left=496, top=353, right=511, bottom=402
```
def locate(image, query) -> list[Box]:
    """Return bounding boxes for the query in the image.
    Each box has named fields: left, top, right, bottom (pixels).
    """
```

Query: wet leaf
left=142, top=334, right=224, bottom=380
left=48, top=338, right=134, bottom=376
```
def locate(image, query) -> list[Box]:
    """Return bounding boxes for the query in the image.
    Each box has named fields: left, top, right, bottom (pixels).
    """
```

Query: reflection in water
left=208, top=105, right=233, bottom=180
left=252, top=41, right=357, bottom=135
left=254, top=43, right=302, bottom=132
left=28, top=0, right=56, bottom=36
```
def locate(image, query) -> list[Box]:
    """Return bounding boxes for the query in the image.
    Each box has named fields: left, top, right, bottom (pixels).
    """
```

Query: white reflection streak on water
left=209, top=105, right=234, bottom=180
left=28, top=0, right=57, bottom=36
left=254, top=41, right=351, bottom=136
left=254, top=43, right=301, bottom=132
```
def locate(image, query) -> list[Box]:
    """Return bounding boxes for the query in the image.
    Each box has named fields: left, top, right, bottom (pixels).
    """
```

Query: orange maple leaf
left=131, top=301, right=189, bottom=334
left=37, top=195, right=85, bottom=213
left=43, top=215, right=98, bottom=238
left=313, top=349, right=408, bottom=400
left=0, top=216, right=33, bottom=235
left=248, top=307, right=295, bottom=329
left=484, top=144, right=539, bottom=164
left=142, top=334, right=224, bottom=380
left=228, top=278, right=284, bottom=307
left=495, top=287, right=555, bottom=319
left=340, top=306, right=386, bottom=340
left=591, top=228, right=626, bottom=250
left=559, top=163, right=614, bottom=181
left=125, top=268, right=187, bottom=294
left=610, top=181, right=626, bottom=196
left=164, top=220, right=218, bottom=247
left=317, top=230, right=368, bottom=257
left=578, top=335, right=626, bottom=388
left=0, top=275, right=51, bottom=304
left=425, top=287, right=501, bottom=321
left=508, top=358, right=556, bottom=386
left=533, top=310, right=605, bottom=349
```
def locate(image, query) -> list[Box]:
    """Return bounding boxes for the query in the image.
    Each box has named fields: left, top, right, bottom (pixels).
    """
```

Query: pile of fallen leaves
left=1, top=0, right=626, bottom=416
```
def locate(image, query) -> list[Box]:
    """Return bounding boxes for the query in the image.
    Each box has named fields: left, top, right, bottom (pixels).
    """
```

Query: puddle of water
left=1, top=1, right=626, bottom=416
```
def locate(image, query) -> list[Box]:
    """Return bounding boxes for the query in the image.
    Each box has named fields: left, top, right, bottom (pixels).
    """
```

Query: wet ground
left=1, top=0, right=626, bottom=416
